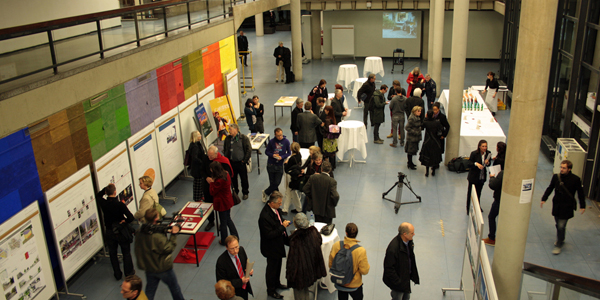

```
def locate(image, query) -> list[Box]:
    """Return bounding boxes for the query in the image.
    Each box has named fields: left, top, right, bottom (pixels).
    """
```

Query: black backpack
left=448, top=157, right=471, bottom=173
left=329, top=241, right=360, bottom=286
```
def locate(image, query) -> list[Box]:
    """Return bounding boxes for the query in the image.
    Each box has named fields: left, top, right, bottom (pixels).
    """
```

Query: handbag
left=113, top=222, right=135, bottom=243
left=184, top=149, right=191, bottom=166
left=154, top=201, right=167, bottom=218
left=232, top=188, right=242, bottom=205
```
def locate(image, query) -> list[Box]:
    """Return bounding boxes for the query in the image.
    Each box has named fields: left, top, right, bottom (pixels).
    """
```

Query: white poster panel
left=477, top=241, right=498, bottom=300
left=127, top=123, right=163, bottom=209
left=197, top=84, right=217, bottom=143
left=45, top=166, right=103, bottom=281
left=226, top=70, right=241, bottom=120
left=0, top=202, right=57, bottom=300
left=178, top=94, right=199, bottom=156
left=154, top=108, right=184, bottom=186
left=94, top=142, right=137, bottom=213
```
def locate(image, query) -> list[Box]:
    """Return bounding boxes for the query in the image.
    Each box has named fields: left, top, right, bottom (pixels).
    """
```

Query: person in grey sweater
left=389, top=87, right=407, bottom=148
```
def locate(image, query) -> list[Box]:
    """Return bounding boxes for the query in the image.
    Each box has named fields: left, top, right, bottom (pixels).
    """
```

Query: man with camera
left=135, top=208, right=185, bottom=300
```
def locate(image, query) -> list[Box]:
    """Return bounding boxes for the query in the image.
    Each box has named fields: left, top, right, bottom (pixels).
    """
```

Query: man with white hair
left=404, top=88, right=425, bottom=122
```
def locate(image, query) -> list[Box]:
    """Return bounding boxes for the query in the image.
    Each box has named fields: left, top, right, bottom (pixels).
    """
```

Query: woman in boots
left=405, top=106, right=423, bottom=170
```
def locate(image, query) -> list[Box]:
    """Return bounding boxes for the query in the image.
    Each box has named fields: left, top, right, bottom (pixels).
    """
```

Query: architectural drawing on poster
left=155, top=109, right=184, bottom=186
left=128, top=123, right=164, bottom=206
left=94, top=142, right=136, bottom=212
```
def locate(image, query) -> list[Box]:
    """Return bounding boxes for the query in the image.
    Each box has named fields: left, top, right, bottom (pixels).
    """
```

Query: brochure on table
left=94, top=141, right=137, bottom=213
left=44, top=166, right=103, bottom=281
left=226, top=70, right=241, bottom=120
left=154, top=107, right=184, bottom=186
left=196, top=84, right=217, bottom=143
left=127, top=123, right=164, bottom=208
left=178, top=94, right=199, bottom=157
left=0, top=202, right=57, bottom=300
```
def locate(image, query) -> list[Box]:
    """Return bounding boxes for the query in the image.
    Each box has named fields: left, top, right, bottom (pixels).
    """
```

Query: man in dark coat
left=290, top=98, right=304, bottom=143
left=216, top=235, right=254, bottom=300
left=331, top=89, right=348, bottom=122
left=237, top=31, right=249, bottom=66
left=432, top=102, right=450, bottom=154
left=483, top=170, right=503, bottom=246
left=281, top=45, right=293, bottom=84
left=371, top=84, right=388, bottom=144
left=423, top=74, right=437, bottom=110
left=297, top=102, right=324, bottom=148
left=223, top=124, right=252, bottom=199
left=405, top=88, right=425, bottom=121
left=258, top=191, right=291, bottom=299
left=273, top=42, right=286, bottom=83
left=541, top=159, right=586, bottom=255
left=356, top=74, right=376, bottom=127
left=383, top=222, right=420, bottom=300
left=303, top=161, right=339, bottom=224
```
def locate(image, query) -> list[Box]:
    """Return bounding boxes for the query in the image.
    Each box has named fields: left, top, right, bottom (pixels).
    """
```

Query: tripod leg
left=394, top=181, right=404, bottom=214
left=382, top=182, right=399, bottom=198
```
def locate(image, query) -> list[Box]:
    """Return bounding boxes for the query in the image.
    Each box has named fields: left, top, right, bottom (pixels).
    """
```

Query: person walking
left=263, top=128, right=291, bottom=202
left=329, top=223, right=370, bottom=300
left=223, top=124, right=252, bottom=200
left=371, top=84, right=389, bottom=144
left=389, top=87, right=407, bottom=148
left=208, top=161, right=239, bottom=245
left=383, top=222, right=420, bottom=300
left=466, top=140, right=491, bottom=214
left=419, top=110, right=443, bottom=177
left=404, top=106, right=423, bottom=170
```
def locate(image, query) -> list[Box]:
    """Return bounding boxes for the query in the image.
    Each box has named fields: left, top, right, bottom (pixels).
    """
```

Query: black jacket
left=286, top=227, right=327, bottom=290
left=216, top=246, right=254, bottom=297
left=258, top=203, right=289, bottom=258
left=433, top=112, right=450, bottom=153
left=97, top=188, right=134, bottom=231
left=188, top=141, right=209, bottom=178
left=404, top=96, right=425, bottom=121
left=356, top=80, right=376, bottom=106
left=303, top=173, right=340, bottom=219
left=237, top=35, right=248, bottom=51
left=488, top=171, right=503, bottom=202
left=291, top=107, right=303, bottom=133
left=541, top=172, right=586, bottom=219
left=467, top=149, right=492, bottom=183
left=273, top=46, right=285, bottom=65
left=223, top=133, right=252, bottom=164
left=284, top=154, right=304, bottom=190
left=383, top=235, right=419, bottom=293
left=330, top=97, right=345, bottom=122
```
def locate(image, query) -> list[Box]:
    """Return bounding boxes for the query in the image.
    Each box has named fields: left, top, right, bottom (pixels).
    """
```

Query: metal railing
left=520, top=262, right=600, bottom=299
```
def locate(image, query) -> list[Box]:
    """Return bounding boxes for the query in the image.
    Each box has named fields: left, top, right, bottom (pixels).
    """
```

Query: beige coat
left=134, top=188, right=160, bottom=222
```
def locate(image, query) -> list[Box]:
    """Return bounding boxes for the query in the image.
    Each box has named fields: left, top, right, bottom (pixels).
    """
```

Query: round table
left=336, top=64, right=359, bottom=90
left=314, top=222, right=340, bottom=293
left=336, top=120, right=368, bottom=167
left=363, top=56, right=385, bottom=77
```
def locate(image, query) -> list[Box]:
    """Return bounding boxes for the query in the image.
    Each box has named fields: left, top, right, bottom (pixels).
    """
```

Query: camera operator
left=135, top=208, right=185, bottom=300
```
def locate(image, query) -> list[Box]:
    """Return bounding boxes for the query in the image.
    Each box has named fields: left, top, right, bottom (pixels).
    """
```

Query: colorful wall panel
left=30, top=104, right=93, bottom=192
left=182, top=50, right=205, bottom=99
left=157, top=59, right=185, bottom=114
left=202, top=43, right=224, bottom=97
left=84, top=84, right=131, bottom=161
left=125, top=71, right=162, bottom=135
left=219, top=35, right=236, bottom=74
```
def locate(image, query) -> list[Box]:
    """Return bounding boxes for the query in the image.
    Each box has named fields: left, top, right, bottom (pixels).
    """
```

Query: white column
left=431, top=0, right=444, bottom=97
left=255, top=13, right=264, bottom=37
left=290, top=0, right=302, bottom=80
left=427, top=0, right=435, bottom=63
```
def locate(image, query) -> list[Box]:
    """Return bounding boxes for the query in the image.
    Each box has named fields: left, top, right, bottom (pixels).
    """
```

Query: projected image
left=383, top=12, right=418, bottom=38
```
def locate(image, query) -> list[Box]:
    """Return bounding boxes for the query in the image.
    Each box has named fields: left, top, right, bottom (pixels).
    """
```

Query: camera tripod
left=382, top=172, right=422, bottom=214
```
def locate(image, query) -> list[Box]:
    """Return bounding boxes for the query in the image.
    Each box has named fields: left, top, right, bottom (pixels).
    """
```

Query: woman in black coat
left=308, top=79, right=328, bottom=112
left=253, top=95, right=265, bottom=133
left=419, top=111, right=443, bottom=177
left=405, top=106, right=423, bottom=170
left=244, top=98, right=256, bottom=133
left=188, top=131, right=209, bottom=202
left=466, top=139, right=492, bottom=214
left=432, top=102, right=450, bottom=153
left=493, top=141, right=506, bottom=170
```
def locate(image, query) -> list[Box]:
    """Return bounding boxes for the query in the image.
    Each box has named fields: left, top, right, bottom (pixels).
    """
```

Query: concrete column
left=492, top=0, right=559, bottom=299
left=427, top=0, right=435, bottom=63
left=311, top=11, right=321, bottom=60
left=431, top=0, right=444, bottom=97
left=255, top=13, right=264, bottom=37
left=444, top=0, right=468, bottom=165
left=290, top=0, right=303, bottom=80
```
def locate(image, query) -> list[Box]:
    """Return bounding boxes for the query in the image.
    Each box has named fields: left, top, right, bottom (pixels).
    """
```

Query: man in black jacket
left=237, top=31, right=249, bottom=66
left=290, top=98, right=304, bottom=142
left=356, top=74, right=376, bottom=127
left=541, top=160, right=586, bottom=255
left=483, top=170, right=503, bottom=246
left=223, top=124, right=252, bottom=200
left=404, top=88, right=425, bottom=121
left=273, top=42, right=286, bottom=83
left=303, top=161, right=339, bottom=224
left=331, top=89, right=348, bottom=122
left=216, top=235, right=254, bottom=300
left=258, top=191, right=290, bottom=299
left=383, top=222, right=419, bottom=300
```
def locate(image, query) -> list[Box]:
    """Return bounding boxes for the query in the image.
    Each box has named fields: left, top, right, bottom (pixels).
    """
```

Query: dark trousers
left=426, top=94, right=435, bottom=110
left=338, top=285, right=363, bottom=300
left=317, top=132, right=324, bottom=150
left=466, top=181, right=485, bottom=213
left=145, top=269, right=184, bottom=300
left=265, top=164, right=284, bottom=195
left=106, top=232, right=134, bottom=279
left=300, top=142, right=314, bottom=148
left=240, top=53, right=248, bottom=65
left=373, top=123, right=381, bottom=141
left=315, top=215, right=332, bottom=224
left=292, top=132, right=298, bottom=143
left=235, top=287, right=249, bottom=300
left=488, top=200, right=500, bottom=240
left=363, top=106, right=370, bottom=127
left=266, top=256, right=283, bottom=294
left=284, top=66, right=292, bottom=83
left=231, top=161, right=249, bottom=195
left=555, top=217, right=569, bottom=247
left=218, top=210, right=238, bottom=244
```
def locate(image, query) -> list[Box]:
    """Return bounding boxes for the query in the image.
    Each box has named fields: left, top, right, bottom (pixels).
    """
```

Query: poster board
left=226, top=70, right=241, bottom=120
left=127, top=123, right=163, bottom=209
left=462, top=189, right=484, bottom=300
left=332, top=25, right=355, bottom=57
left=209, top=95, right=236, bottom=141
left=178, top=94, right=199, bottom=156
left=197, top=85, right=217, bottom=143
left=44, top=166, right=103, bottom=281
left=0, top=202, right=57, bottom=300
left=154, top=108, right=185, bottom=186
left=194, top=103, right=214, bottom=140
left=93, top=142, right=137, bottom=213
left=476, top=240, right=498, bottom=300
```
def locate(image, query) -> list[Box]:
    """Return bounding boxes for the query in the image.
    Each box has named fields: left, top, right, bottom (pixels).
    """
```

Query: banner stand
left=58, top=282, right=87, bottom=299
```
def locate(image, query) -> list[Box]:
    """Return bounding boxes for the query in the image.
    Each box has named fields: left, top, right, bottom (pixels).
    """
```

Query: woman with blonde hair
left=405, top=106, right=423, bottom=170
left=406, top=67, right=425, bottom=97
left=188, top=131, right=209, bottom=202
left=134, top=175, right=165, bottom=222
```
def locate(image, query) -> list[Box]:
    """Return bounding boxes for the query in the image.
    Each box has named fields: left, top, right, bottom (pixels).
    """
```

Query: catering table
left=336, top=64, right=359, bottom=90
left=351, top=78, right=368, bottom=102
left=336, top=120, right=368, bottom=167
left=274, top=96, right=297, bottom=125
left=174, top=201, right=214, bottom=267
left=283, top=148, right=310, bottom=213
left=314, top=222, right=340, bottom=294
left=248, top=133, right=270, bottom=174
left=363, top=56, right=385, bottom=77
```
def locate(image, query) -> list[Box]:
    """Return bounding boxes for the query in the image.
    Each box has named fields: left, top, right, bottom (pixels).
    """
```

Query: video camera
left=140, top=212, right=185, bottom=234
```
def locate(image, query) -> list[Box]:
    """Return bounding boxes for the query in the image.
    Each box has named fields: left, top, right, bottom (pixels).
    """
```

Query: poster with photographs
left=209, top=95, right=237, bottom=141
left=154, top=107, right=184, bottom=186
left=94, top=141, right=137, bottom=213
left=196, top=84, right=217, bottom=143
left=0, top=202, right=57, bottom=300
left=45, top=166, right=103, bottom=280
left=128, top=123, right=164, bottom=210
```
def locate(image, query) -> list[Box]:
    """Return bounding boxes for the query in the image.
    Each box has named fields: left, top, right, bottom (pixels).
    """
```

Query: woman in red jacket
left=406, top=67, right=425, bottom=97
left=208, top=161, right=239, bottom=245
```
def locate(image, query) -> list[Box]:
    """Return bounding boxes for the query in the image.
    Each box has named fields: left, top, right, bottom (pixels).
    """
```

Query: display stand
left=154, top=108, right=185, bottom=204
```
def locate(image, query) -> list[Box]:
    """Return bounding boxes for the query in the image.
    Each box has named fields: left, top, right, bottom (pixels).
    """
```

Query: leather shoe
left=204, top=222, right=215, bottom=231
left=242, top=194, right=248, bottom=200
left=269, top=292, right=284, bottom=299
left=278, top=284, right=289, bottom=289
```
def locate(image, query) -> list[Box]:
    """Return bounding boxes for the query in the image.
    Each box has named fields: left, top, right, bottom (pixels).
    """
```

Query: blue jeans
left=391, top=290, right=411, bottom=300
left=218, top=209, right=238, bottom=244
left=265, top=164, right=284, bottom=196
left=145, top=269, right=185, bottom=300
left=554, top=217, right=569, bottom=247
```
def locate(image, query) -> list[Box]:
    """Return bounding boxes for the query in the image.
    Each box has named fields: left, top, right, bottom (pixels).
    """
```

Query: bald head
left=398, top=222, right=415, bottom=242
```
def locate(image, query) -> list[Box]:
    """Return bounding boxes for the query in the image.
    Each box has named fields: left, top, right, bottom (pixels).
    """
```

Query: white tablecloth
left=336, top=120, right=368, bottom=160
left=351, top=78, right=368, bottom=100
left=459, top=90, right=505, bottom=157
left=363, top=56, right=385, bottom=77
left=314, top=222, right=340, bottom=293
left=336, top=64, right=359, bottom=90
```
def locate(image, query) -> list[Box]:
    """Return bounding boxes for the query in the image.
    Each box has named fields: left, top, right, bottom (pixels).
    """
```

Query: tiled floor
left=58, top=30, right=600, bottom=300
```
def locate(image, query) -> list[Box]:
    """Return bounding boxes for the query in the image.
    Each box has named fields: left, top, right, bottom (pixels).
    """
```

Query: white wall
left=442, top=10, right=504, bottom=59
left=0, top=0, right=121, bottom=53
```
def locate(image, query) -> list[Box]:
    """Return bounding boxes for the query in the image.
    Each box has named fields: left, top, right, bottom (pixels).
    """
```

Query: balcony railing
left=520, top=262, right=600, bottom=299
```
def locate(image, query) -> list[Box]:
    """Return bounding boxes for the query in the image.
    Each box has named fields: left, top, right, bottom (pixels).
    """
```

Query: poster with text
left=209, top=96, right=236, bottom=141
left=127, top=123, right=163, bottom=208
left=194, top=103, right=213, bottom=139
left=197, top=85, right=217, bottom=143
left=178, top=95, right=198, bottom=156
left=94, top=142, right=137, bottom=213
left=154, top=108, right=184, bottom=186
left=0, top=202, right=57, bottom=300
left=45, top=166, right=103, bottom=280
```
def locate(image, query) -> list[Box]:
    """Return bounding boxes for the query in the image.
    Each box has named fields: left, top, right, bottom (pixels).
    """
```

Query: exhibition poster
left=127, top=123, right=164, bottom=207
left=225, top=70, right=241, bottom=119
left=0, top=202, right=57, bottom=300
left=194, top=103, right=213, bottom=139
left=45, top=167, right=103, bottom=280
left=154, top=108, right=184, bottom=186
left=209, top=96, right=236, bottom=141
left=197, top=85, right=217, bottom=144
left=178, top=95, right=199, bottom=156
left=94, top=142, right=137, bottom=213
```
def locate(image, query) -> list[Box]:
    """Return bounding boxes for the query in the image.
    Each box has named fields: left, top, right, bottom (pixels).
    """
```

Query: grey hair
left=208, top=145, right=219, bottom=154
left=295, top=98, right=304, bottom=105
left=398, top=222, right=411, bottom=235
left=413, top=88, right=422, bottom=97
left=229, top=123, right=239, bottom=131
left=268, top=191, right=283, bottom=203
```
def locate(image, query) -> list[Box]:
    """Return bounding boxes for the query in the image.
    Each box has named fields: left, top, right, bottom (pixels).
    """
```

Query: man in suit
left=404, top=88, right=425, bottom=121
left=314, top=97, right=327, bottom=149
left=216, top=235, right=254, bottom=300
left=237, top=31, right=249, bottom=66
left=290, top=98, right=304, bottom=143
left=296, top=102, right=324, bottom=148
left=258, top=191, right=291, bottom=299
left=330, top=89, right=348, bottom=122
left=303, top=161, right=339, bottom=224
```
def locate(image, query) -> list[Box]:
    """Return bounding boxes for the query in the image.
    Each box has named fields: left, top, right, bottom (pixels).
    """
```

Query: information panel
left=0, top=202, right=57, bottom=300
left=178, top=95, right=198, bottom=156
left=94, top=142, right=137, bottom=213
left=154, top=108, right=184, bottom=186
left=226, top=70, right=241, bottom=119
left=127, top=124, right=163, bottom=209
left=197, top=85, right=217, bottom=143
left=44, top=167, right=103, bottom=281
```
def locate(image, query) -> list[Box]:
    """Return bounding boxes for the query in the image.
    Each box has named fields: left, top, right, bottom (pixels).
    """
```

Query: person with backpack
left=383, top=222, right=420, bottom=300
left=328, top=223, right=370, bottom=300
